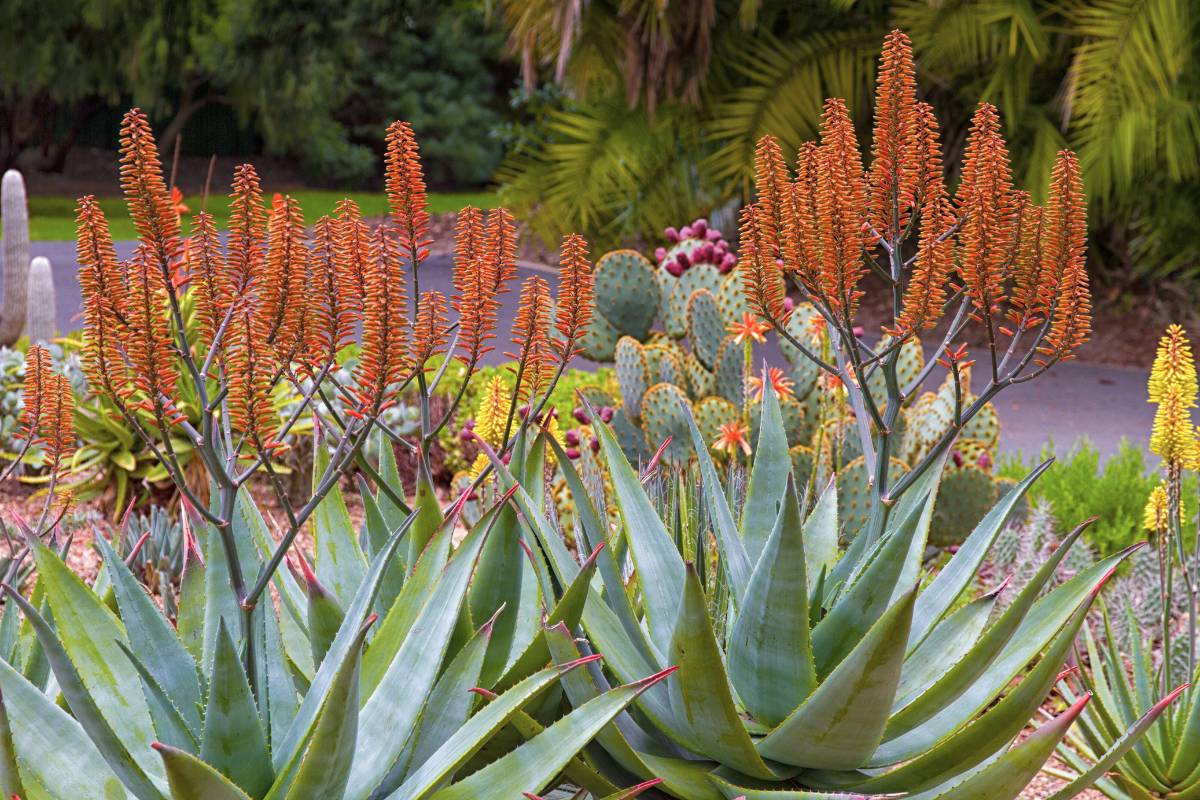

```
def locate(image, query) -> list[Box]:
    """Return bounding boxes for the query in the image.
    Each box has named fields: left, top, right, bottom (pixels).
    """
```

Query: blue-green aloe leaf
left=201, top=622, right=272, bottom=798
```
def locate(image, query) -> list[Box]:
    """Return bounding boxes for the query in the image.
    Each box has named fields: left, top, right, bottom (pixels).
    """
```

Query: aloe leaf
left=94, top=533, right=203, bottom=736
left=293, top=554, right=344, bottom=668
left=600, top=779, right=668, bottom=799
left=681, top=396, right=752, bottom=602
left=343, top=504, right=495, bottom=800
left=386, top=656, right=605, bottom=800
left=909, top=459, right=1053, bottom=647
left=0, top=659, right=130, bottom=799
left=810, top=495, right=925, bottom=678
left=0, top=685, right=23, bottom=799
left=758, top=587, right=916, bottom=770
left=1051, top=684, right=1188, bottom=800
left=176, top=535, right=207, bottom=666
left=425, top=666, right=677, bottom=800
left=592, top=397, right=685, bottom=659
left=201, top=621, right=273, bottom=798
left=154, top=742, right=253, bottom=800
left=115, top=640, right=198, bottom=753
left=408, top=468, right=445, bottom=573
left=263, top=603, right=298, bottom=751
left=312, top=444, right=369, bottom=607
left=804, top=479, right=838, bottom=588
left=904, top=694, right=1093, bottom=800
left=356, top=475, right=405, bottom=612
left=728, top=474, right=816, bottom=728
left=741, top=380, right=792, bottom=562
left=670, top=563, right=792, bottom=780
left=3, top=588, right=164, bottom=800
left=707, top=771, right=870, bottom=799
left=22, top=540, right=169, bottom=794
left=275, top=616, right=373, bottom=800
left=848, top=567, right=1110, bottom=793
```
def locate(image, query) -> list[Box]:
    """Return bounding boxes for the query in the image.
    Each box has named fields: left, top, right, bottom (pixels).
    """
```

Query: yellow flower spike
left=474, top=375, right=510, bottom=447
left=1143, top=483, right=1169, bottom=531
left=1149, top=382, right=1198, bottom=468
left=1149, top=324, right=1198, bottom=406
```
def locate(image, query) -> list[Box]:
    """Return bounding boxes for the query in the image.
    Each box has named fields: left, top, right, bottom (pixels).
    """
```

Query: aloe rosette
left=482, top=384, right=1174, bottom=799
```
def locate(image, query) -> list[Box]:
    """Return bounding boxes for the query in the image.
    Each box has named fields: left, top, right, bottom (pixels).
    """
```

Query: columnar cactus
left=1, top=170, right=30, bottom=345
left=24, top=256, right=55, bottom=344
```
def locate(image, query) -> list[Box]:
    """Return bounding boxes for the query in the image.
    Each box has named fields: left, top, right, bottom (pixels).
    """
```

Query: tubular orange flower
left=42, top=374, right=75, bottom=477
left=749, top=367, right=796, bottom=402
left=738, top=204, right=787, bottom=323
left=728, top=312, right=771, bottom=345
left=453, top=206, right=485, bottom=290
left=753, top=135, right=789, bottom=255
left=226, top=305, right=279, bottom=452
left=410, top=290, right=450, bottom=370
left=485, top=207, right=519, bottom=297
left=118, top=109, right=181, bottom=271
left=123, top=245, right=181, bottom=421
left=16, top=345, right=52, bottom=448
left=451, top=206, right=493, bottom=364
left=816, top=98, right=869, bottom=317
left=869, top=30, right=918, bottom=238
left=353, top=226, right=411, bottom=414
left=782, top=142, right=823, bottom=290
left=262, top=194, right=310, bottom=364
left=1149, top=325, right=1198, bottom=405
left=509, top=277, right=555, bottom=401
left=185, top=211, right=227, bottom=348
left=956, top=103, right=1015, bottom=320
left=306, top=215, right=355, bottom=373
left=225, top=164, right=268, bottom=293
left=385, top=120, right=430, bottom=267
left=1007, top=197, right=1047, bottom=326
left=333, top=198, right=369, bottom=314
left=554, top=233, right=593, bottom=359
left=76, top=196, right=128, bottom=392
left=713, top=419, right=752, bottom=457
left=1038, top=150, right=1092, bottom=363
left=895, top=103, right=953, bottom=334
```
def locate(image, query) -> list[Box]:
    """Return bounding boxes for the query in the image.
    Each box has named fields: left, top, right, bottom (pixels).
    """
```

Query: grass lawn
left=23, top=190, right=499, bottom=241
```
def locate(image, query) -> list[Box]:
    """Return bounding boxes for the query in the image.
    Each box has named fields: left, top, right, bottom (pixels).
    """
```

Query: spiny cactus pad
left=930, top=463, right=1000, bottom=547
left=694, top=396, right=739, bottom=454
left=837, top=455, right=909, bottom=542
left=645, top=341, right=687, bottom=388
left=578, top=311, right=622, bottom=361
left=687, top=289, right=724, bottom=370
left=640, top=382, right=693, bottom=465
left=715, top=272, right=751, bottom=328
left=660, top=263, right=723, bottom=339
left=715, top=335, right=745, bottom=406
left=615, top=336, right=650, bottom=418
left=789, top=444, right=816, bottom=491
left=865, top=334, right=925, bottom=409
left=961, top=399, right=1001, bottom=450
left=610, top=407, right=652, bottom=464
left=593, top=249, right=661, bottom=342
left=780, top=302, right=823, bottom=401
left=686, top=354, right=716, bottom=398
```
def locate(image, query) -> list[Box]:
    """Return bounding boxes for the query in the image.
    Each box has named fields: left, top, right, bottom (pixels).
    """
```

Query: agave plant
left=476, top=384, right=1176, bottom=798
left=1051, top=325, right=1200, bottom=799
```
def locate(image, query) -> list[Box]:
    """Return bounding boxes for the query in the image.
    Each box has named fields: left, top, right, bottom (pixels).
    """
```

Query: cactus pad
left=865, top=334, right=925, bottom=409
left=615, top=337, right=650, bottom=418
left=686, top=354, right=716, bottom=398
left=930, top=463, right=999, bottom=547
left=645, top=341, right=687, bottom=388
left=594, top=249, right=661, bottom=342
left=687, top=289, right=724, bottom=370
left=837, top=456, right=909, bottom=542
left=715, top=335, right=745, bottom=406
left=640, top=383, right=694, bottom=465
left=789, top=445, right=816, bottom=490
left=660, top=263, right=723, bottom=339
left=610, top=408, right=652, bottom=464
left=961, top=400, right=1000, bottom=451
left=578, top=311, right=622, bottom=361
left=780, top=303, right=823, bottom=401
left=715, top=272, right=751, bottom=328
left=694, top=396, right=739, bottom=455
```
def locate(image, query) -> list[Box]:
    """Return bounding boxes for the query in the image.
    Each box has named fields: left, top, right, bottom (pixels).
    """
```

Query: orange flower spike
left=753, top=135, right=790, bottom=253
left=1007, top=197, right=1047, bottom=324
left=385, top=121, right=430, bottom=267
left=226, top=306, right=278, bottom=451
left=713, top=419, right=752, bottom=457
left=748, top=367, right=796, bottom=402
left=869, top=30, right=919, bottom=239
left=305, top=216, right=347, bottom=373
left=353, top=226, right=410, bottom=414
left=895, top=103, right=954, bottom=334
left=554, top=233, right=594, bottom=360
left=509, top=277, right=555, bottom=401
left=453, top=206, right=485, bottom=294
left=124, top=245, right=180, bottom=405
left=451, top=206, right=492, bottom=364
left=186, top=211, right=227, bottom=348
left=118, top=109, right=181, bottom=269
left=783, top=142, right=823, bottom=290
left=226, top=164, right=268, bottom=293
left=956, top=103, right=1015, bottom=321
left=1038, top=150, right=1092, bottom=363
left=333, top=198, right=369, bottom=315
left=738, top=204, right=787, bottom=324
left=16, top=345, right=53, bottom=448
left=729, top=312, right=771, bottom=345
left=262, top=194, right=310, bottom=362
left=411, top=290, right=450, bottom=370
left=816, top=98, right=870, bottom=317
left=75, top=196, right=128, bottom=392
left=485, top=207, right=519, bottom=297
left=42, top=374, right=76, bottom=477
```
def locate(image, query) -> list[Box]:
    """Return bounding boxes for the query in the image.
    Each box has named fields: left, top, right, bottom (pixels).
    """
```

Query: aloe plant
left=474, top=382, right=1180, bottom=799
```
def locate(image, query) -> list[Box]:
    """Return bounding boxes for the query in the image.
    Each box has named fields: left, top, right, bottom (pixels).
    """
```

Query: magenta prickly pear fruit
left=665, top=226, right=679, bottom=243
left=720, top=253, right=737, bottom=273
left=600, top=406, right=615, bottom=423
left=707, top=228, right=722, bottom=241
left=654, top=246, right=667, bottom=261
left=666, top=260, right=684, bottom=277
left=590, top=437, right=601, bottom=454
left=677, top=251, right=690, bottom=268
left=566, top=447, right=581, bottom=460
left=573, top=407, right=590, bottom=425
left=692, top=218, right=708, bottom=238
left=565, top=429, right=581, bottom=447
left=680, top=225, right=693, bottom=239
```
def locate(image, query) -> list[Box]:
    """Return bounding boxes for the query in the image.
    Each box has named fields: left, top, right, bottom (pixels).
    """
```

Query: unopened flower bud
left=654, top=246, right=667, bottom=262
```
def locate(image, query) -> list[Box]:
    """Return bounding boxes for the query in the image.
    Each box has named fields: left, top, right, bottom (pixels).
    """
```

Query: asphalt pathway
left=31, top=239, right=1153, bottom=460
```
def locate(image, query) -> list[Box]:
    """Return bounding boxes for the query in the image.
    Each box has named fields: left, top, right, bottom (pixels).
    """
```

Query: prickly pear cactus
left=660, top=263, right=723, bottom=339
left=865, top=334, right=925, bottom=409
left=655, top=218, right=737, bottom=278
left=778, top=302, right=823, bottom=401
left=645, top=340, right=687, bottom=387
left=615, top=337, right=650, bottom=418
left=694, top=396, right=739, bottom=453
left=685, top=354, right=715, bottom=398
left=583, top=250, right=662, bottom=360
left=789, top=444, right=816, bottom=490
left=714, top=336, right=745, bottom=406
left=640, top=382, right=693, bottom=465
left=687, top=289, right=724, bottom=369
left=715, top=271, right=751, bottom=327
left=837, top=456, right=909, bottom=541
left=929, top=462, right=999, bottom=547
left=610, top=407, right=652, bottom=464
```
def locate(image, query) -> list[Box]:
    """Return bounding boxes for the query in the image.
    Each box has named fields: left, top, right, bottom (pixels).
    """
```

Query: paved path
left=31, top=239, right=1152, bottom=460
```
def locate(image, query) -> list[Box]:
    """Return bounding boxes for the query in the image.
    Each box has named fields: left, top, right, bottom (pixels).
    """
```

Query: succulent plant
left=0, top=170, right=55, bottom=346
left=23, top=256, right=56, bottom=345
left=485, top=385, right=1160, bottom=799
